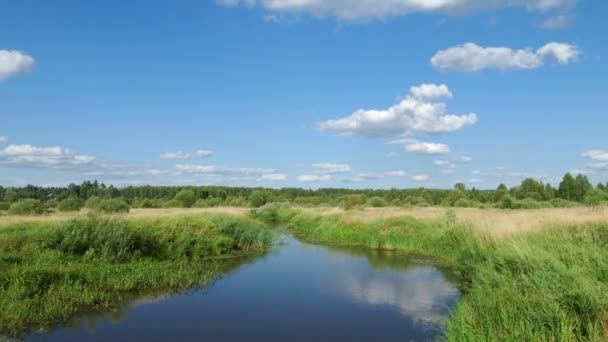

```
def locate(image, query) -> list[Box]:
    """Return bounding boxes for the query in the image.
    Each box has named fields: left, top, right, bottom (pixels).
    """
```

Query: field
left=1, top=205, right=607, bottom=340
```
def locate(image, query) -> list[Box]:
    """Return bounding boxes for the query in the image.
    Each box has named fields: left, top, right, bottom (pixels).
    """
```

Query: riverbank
left=0, top=214, right=273, bottom=336
left=252, top=206, right=608, bottom=341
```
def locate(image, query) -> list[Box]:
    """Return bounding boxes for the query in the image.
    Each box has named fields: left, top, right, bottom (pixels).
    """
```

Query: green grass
left=252, top=207, right=608, bottom=341
left=0, top=214, right=274, bottom=336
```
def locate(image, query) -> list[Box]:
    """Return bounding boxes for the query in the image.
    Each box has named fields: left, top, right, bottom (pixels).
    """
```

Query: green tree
left=558, top=173, right=577, bottom=201
left=249, top=189, right=273, bottom=208
left=4, top=190, right=18, bottom=203
left=174, top=190, right=196, bottom=208
left=583, top=189, right=608, bottom=208
left=574, top=174, right=592, bottom=202
left=58, top=195, right=83, bottom=212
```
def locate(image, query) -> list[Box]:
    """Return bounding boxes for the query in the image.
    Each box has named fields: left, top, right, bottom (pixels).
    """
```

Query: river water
left=26, top=237, right=460, bottom=341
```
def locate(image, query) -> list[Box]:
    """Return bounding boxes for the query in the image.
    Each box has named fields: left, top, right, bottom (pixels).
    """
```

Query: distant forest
left=1, top=172, right=607, bottom=211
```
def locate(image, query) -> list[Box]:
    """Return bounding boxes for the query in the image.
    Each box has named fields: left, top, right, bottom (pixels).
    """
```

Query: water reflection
left=320, top=247, right=460, bottom=330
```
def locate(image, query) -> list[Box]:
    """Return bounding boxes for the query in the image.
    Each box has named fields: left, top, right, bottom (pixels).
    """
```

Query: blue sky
left=1, top=0, right=607, bottom=189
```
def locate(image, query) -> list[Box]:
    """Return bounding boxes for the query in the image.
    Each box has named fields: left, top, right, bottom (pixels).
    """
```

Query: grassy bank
left=253, top=206, right=608, bottom=341
left=0, top=213, right=273, bottom=336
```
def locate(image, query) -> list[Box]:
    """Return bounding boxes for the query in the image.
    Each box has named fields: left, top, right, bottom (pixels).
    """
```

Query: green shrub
left=498, top=195, right=516, bottom=209
left=97, top=198, right=130, bottom=213
left=8, top=199, right=45, bottom=215
left=58, top=195, right=83, bottom=212
left=389, top=198, right=402, bottom=207
left=85, top=195, right=102, bottom=209
left=52, top=216, right=142, bottom=263
left=174, top=190, right=196, bottom=208
left=584, top=189, right=608, bottom=207
left=549, top=198, right=580, bottom=208
left=341, top=194, right=367, bottom=210
left=0, top=202, right=10, bottom=211
left=194, top=197, right=224, bottom=208
left=249, top=189, right=273, bottom=208
left=163, top=199, right=184, bottom=208
left=453, top=198, right=476, bottom=208
left=367, top=196, right=387, bottom=207
left=227, top=196, right=247, bottom=207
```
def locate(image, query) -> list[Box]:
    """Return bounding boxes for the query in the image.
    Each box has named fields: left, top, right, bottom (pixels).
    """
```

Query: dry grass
left=2, top=206, right=607, bottom=237
left=0, top=207, right=249, bottom=228
left=306, top=206, right=608, bottom=237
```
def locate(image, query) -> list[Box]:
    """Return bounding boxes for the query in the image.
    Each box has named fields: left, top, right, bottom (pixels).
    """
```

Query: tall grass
left=0, top=214, right=273, bottom=336
left=253, top=207, right=608, bottom=341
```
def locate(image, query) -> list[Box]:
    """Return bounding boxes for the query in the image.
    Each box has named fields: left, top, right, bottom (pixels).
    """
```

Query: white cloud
left=160, top=151, right=191, bottom=160
left=412, top=174, right=430, bottom=182
left=469, top=178, right=482, bottom=184
left=388, top=170, right=408, bottom=177
left=441, top=169, right=454, bottom=175
left=222, top=0, right=576, bottom=21
left=582, top=150, right=608, bottom=162
left=318, top=84, right=477, bottom=137
left=431, top=42, right=580, bottom=72
left=433, top=160, right=450, bottom=166
left=312, top=163, right=351, bottom=174
left=388, top=139, right=451, bottom=155
left=195, top=149, right=213, bottom=158
left=472, top=170, right=481, bottom=175
left=0, top=144, right=95, bottom=168
left=539, top=15, right=574, bottom=30
left=0, top=136, right=7, bottom=143
left=409, top=84, right=452, bottom=100
left=259, top=173, right=287, bottom=181
left=0, top=50, right=35, bottom=81
left=175, top=164, right=276, bottom=176
left=458, top=156, right=473, bottom=163
left=297, top=174, right=332, bottom=182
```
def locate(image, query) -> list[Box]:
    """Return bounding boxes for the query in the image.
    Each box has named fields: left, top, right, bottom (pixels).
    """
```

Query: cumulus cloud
left=0, top=144, right=95, bottom=168
left=160, top=151, right=191, bottom=160
left=539, top=15, right=574, bottom=29
left=221, top=0, right=576, bottom=21
left=297, top=174, right=332, bottom=182
left=431, top=42, right=580, bottom=72
left=0, top=50, right=35, bottom=81
left=582, top=150, right=608, bottom=162
left=312, top=163, right=351, bottom=174
left=195, top=149, right=213, bottom=158
left=259, top=173, right=287, bottom=181
left=388, top=139, right=451, bottom=155
left=175, top=164, right=276, bottom=176
left=0, top=136, right=7, bottom=143
left=318, top=84, right=477, bottom=137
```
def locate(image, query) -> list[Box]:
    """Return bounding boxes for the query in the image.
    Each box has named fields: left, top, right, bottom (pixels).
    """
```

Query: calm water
left=26, top=237, right=460, bottom=341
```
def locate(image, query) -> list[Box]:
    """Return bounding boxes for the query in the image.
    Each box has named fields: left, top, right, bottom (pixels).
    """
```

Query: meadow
left=1, top=205, right=607, bottom=340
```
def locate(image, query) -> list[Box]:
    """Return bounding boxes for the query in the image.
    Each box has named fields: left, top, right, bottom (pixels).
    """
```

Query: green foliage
left=57, top=195, right=83, bottom=212
left=3, top=190, right=19, bottom=203
left=141, top=199, right=162, bottom=208
left=163, top=199, right=184, bottom=208
left=96, top=198, right=130, bottom=213
left=367, top=196, right=387, bottom=207
left=8, top=199, right=45, bottom=215
left=248, top=189, right=273, bottom=208
left=584, top=189, right=608, bottom=207
left=549, top=198, right=580, bottom=208
left=194, top=197, right=224, bottom=208
left=174, top=190, right=196, bottom=208
left=453, top=198, right=480, bottom=208
left=444, top=209, right=457, bottom=226
left=341, top=194, right=367, bottom=210
left=85, top=195, right=102, bottom=209
left=0, top=202, right=10, bottom=211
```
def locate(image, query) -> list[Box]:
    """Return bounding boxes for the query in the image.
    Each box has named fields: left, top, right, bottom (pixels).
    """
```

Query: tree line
left=1, top=173, right=607, bottom=210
